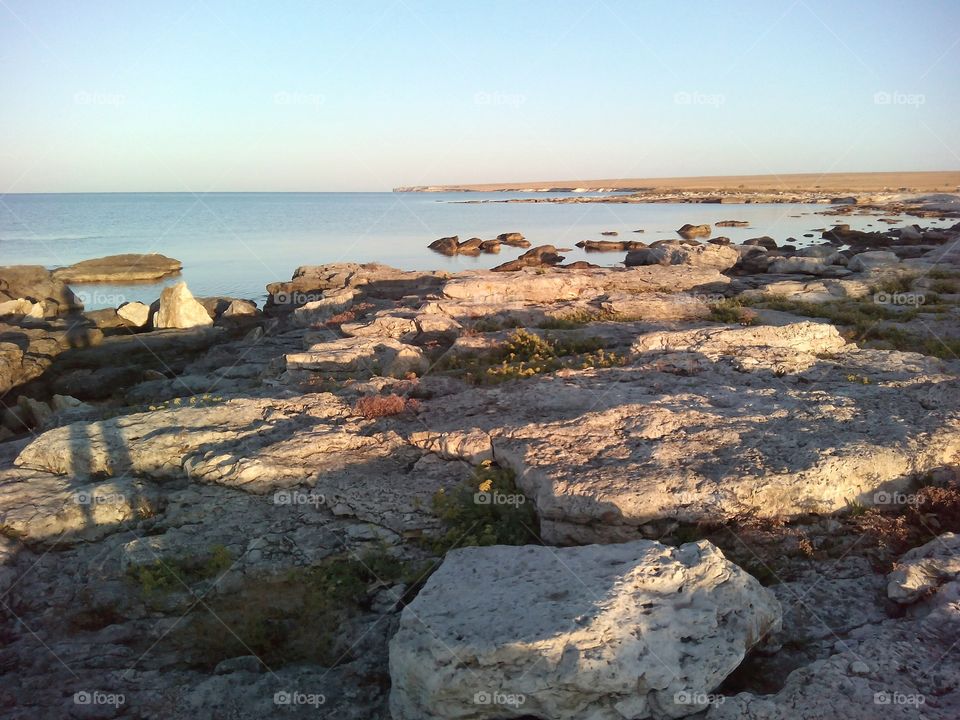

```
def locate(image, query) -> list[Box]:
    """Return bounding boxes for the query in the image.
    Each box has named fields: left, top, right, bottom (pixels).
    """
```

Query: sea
left=1, top=192, right=948, bottom=310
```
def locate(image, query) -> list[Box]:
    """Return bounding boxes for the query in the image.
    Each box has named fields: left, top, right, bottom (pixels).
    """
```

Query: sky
left=1, top=0, right=958, bottom=192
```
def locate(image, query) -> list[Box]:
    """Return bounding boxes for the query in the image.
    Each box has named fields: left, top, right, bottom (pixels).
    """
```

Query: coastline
left=394, top=169, right=960, bottom=194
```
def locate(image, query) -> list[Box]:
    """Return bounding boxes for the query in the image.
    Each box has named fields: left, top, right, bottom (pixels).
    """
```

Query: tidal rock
left=576, top=239, right=647, bottom=252
left=428, top=236, right=460, bottom=255
left=52, top=254, right=181, bottom=283
left=677, top=223, right=712, bottom=239
left=389, top=540, right=781, bottom=720
left=491, top=245, right=565, bottom=272
left=154, top=282, right=214, bottom=329
left=743, top=236, right=778, bottom=250
left=715, top=220, right=749, bottom=227
left=496, top=232, right=530, bottom=247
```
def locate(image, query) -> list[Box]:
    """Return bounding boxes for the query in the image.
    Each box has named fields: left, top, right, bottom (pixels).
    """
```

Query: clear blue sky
left=1, top=0, right=958, bottom=192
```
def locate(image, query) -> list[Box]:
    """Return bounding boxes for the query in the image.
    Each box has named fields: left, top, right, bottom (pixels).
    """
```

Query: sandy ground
left=394, top=171, right=960, bottom=194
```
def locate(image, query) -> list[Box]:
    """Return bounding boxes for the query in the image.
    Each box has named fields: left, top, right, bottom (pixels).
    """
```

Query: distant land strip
left=393, top=171, right=960, bottom=194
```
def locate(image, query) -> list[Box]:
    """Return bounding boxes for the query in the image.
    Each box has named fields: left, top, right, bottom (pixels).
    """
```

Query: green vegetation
left=441, top=328, right=627, bottom=384
left=430, top=461, right=540, bottom=553
left=742, top=294, right=960, bottom=359
left=709, top=299, right=760, bottom=325
left=870, top=274, right=916, bottom=295
left=168, top=546, right=427, bottom=669
left=131, top=544, right=234, bottom=596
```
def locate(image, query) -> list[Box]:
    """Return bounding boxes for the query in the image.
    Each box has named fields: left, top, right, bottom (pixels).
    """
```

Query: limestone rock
left=848, top=251, right=900, bottom=272
left=767, top=257, right=851, bottom=277
left=154, top=282, right=214, bottom=329
left=291, top=288, right=357, bottom=327
left=0, top=265, right=82, bottom=316
left=625, top=242, right=739, bottom=271
left=52, top=254, right=181, bottom=283
left=117, top=301, right=151, bottom=328
left=887, top=532, right=960, bottom=604
left=286, top=336, right=428, bottom=377
left=389, top=540, right=781, bottom=720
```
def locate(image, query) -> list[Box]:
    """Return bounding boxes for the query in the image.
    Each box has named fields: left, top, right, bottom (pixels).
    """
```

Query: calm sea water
left=0, top=192, right=945, bottom=309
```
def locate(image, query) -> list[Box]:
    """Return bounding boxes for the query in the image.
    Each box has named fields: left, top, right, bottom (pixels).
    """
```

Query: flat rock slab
left=389, top=540, right=781, bottom=720
left=415, top=325, right=960, bottom=544
left=52, top=254, right=182, bottom=283
left=0, top=469, right=165, bottom=545
left=286, top=335, right=428, bottom=377
left=442, top=266, right=730, bottom=304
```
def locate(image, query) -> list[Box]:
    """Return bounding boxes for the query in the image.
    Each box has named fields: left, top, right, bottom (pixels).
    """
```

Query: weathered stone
left=767, top=257, right=851, bottom=277
left=0, top=265, right=82, bottom=316
left=52, top=254, right=181, bottom=283
left=887, top=532, right=960, bottom=604
left=117, top=301, right=151, bottom=328
left=291, top=288, right=357, bottom=327
left=625, top=242, right=739, bottom=271
left=677, top=223, right=712, bottom=239
left=286, top=336, right=428, bottom=377
left=154, top=282, right=214, bottom=329
left=390, top=540, right=781, bottom=720
left=848, top=251, right=900, bottom=272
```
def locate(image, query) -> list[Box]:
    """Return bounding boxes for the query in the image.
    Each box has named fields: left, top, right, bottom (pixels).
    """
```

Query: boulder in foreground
left=390, top=540, right=781, bottom=720
left=153, top=281, right=214, bottom=329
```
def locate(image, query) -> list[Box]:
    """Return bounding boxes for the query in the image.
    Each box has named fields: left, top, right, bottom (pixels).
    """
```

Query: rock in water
left=677, top=223, right=712, bottom=239
left=389, top=540, right=781, bottom=720
left=52, top=253, right=181, bottom=283
left=153, top=282, right=214, bottom=329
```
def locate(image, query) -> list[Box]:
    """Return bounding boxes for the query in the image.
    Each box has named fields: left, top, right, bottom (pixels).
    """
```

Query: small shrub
left=130, top=544, right=234, bottom=597
left=353, top=394, right=421, bottom=418
left=430, top=461, right=540, bottom=553
left=709, top=299, right=760, bottom=325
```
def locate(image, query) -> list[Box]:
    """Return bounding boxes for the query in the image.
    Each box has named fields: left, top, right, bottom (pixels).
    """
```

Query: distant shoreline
left=393, top=170, right=960, bottom=194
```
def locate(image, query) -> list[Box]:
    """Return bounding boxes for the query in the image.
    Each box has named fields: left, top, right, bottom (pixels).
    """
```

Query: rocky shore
left=1, top=214, right=960, bottom=718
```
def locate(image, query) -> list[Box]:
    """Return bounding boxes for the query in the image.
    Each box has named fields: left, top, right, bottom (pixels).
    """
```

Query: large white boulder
left=154, top=281, right=213, bottom=329
left=389, top=540, right=781, bottom=720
